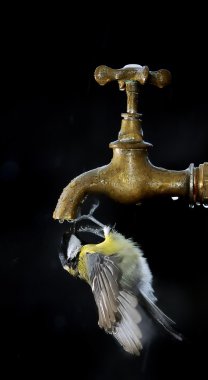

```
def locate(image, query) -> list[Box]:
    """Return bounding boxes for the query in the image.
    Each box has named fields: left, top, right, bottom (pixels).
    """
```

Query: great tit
left=59, top=211, right=182, bottom=355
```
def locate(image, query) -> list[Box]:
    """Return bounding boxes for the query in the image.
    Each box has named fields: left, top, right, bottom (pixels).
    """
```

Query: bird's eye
left=67, top=254, right=79, bottom=269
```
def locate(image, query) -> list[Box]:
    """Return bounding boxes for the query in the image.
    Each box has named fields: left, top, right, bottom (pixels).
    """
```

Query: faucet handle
left=94, top=64, right=171, bottom=89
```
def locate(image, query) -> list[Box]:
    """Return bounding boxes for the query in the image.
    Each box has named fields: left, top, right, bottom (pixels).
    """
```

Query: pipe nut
left=198, top=163, right=208, bottom=205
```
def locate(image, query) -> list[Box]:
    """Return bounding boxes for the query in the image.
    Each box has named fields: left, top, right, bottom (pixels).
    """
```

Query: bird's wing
left=86, top=253, right=142, bottom=355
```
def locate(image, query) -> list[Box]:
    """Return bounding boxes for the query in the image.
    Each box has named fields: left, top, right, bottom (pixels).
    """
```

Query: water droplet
left=171, top=196, right=179, bottom=201
left=203, top=203, right=208, bottom=208
left=59, top=219, right=64, bottom=224
left=189, top=204, right=194, bottom=208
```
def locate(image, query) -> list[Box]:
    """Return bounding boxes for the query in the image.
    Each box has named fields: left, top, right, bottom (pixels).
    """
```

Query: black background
left=1, top=11, right=208, bottom=379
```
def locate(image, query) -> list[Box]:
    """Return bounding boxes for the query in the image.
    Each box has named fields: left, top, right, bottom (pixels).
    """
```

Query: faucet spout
left=53, top=144, right=192, bottom=221
left=53, top=166, right=109, bottom=220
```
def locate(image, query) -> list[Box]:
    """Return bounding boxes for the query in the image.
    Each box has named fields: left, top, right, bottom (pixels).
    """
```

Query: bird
left=59, top=207, right=182, bottom=355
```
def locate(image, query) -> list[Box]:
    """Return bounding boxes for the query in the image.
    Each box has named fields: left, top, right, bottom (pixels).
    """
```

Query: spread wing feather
left=87, top=253, right=142, bottom=355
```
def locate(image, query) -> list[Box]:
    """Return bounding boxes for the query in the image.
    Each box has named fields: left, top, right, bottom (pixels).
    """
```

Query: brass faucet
left=53, top=64, right=208, bottom=220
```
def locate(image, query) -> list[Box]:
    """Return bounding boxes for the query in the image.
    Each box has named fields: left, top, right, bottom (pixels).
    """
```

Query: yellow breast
left=77, top=232, right=123, bottom=282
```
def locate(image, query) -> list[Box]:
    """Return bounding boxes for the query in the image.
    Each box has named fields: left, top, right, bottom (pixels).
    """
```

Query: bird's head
left=59, top=214, right=107, bottom=276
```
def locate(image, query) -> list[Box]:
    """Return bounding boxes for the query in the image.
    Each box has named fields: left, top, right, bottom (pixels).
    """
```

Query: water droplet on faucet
left=171, top=196, right=179, bottom=201
left=189, top=204, right=194, bottom=209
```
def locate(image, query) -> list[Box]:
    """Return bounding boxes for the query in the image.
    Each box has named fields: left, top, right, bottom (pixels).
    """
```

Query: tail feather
left=139, top=290, right=183, bottom=341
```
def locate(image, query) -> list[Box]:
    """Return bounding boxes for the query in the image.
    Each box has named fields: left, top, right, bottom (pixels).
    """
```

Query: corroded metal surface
left=94, top=64, right=171, bottom=88
left=53, top=148, right=190, bottom=220
left=53, top=64, right=208, bottom=220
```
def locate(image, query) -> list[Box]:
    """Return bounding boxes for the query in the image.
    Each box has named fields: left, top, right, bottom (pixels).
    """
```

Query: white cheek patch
left=67, top=234, right=81, bottom=259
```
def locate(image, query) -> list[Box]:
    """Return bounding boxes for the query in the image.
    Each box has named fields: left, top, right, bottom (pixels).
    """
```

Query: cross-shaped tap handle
left=94, top=64, right=171, bottom=89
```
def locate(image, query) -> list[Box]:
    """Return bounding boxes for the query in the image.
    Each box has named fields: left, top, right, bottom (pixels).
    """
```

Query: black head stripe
left=60, top=231, right=71, bottom=260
